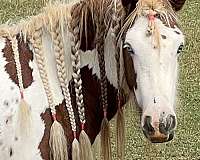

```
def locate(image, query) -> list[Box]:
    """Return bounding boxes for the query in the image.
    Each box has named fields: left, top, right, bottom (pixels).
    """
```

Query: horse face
left=123, top=17, right=184, bottom=143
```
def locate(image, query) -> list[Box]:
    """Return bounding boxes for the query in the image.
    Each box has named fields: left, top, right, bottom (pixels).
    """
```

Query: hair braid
left=11, top=36, right=24, bottom=91
left=95, top=2, right=112, bottom=160
left=50, top=19, right=81, bottom=160
left=112, top=5, right=122, bottom=90
left=96, top=22, right=108, bottom=114
left=10, top=34, right=32, bottom=138
left=30, top=28, right=55, bottom=112
left=30, top=27, right=68, bottom=160
left=70, top=2, right=94, bottom=160
left=111, top=3, right=125, bottom=160
left=50, top=21, right=77, bottom=135
left=70, top=3, right=86, bottom=126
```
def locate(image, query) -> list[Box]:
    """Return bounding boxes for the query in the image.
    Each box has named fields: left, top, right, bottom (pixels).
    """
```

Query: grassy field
left=0, top=0, right=199, bottom=159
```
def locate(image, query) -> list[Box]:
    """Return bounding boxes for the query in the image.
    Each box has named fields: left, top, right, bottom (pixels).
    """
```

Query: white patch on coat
left=41, top=29, right=64, bottom=106
left=125, top=17, right=184, bottom=124
left=80, top=49, right=100, bottom=77
left=62, top=27, right=73, bottom=83
left=0, top=37, right=48, bottom=160
left=104, top=29, right=118, bottom=87
left=80, top=29, right=120, bottom=88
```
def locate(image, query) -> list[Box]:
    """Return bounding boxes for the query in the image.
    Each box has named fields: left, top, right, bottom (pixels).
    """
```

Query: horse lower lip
left=149, top=131, right=175, bottom=143
left=151, top=139, right=168, bottom=143
left=142, top=129, right=172, bottom=143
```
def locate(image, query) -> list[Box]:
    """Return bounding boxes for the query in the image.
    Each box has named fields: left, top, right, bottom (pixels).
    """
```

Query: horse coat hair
left=0, top=0, right=186, bottom=159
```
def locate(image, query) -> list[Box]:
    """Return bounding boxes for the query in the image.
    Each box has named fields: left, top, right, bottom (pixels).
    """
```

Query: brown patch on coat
left=161, top=34, right=167, bottom=39
left=1, top=34, right=122, bottom=160
left=80, top=4, right=96, bottom=51
left=39, top=66, right=121, bottom=160
left=39, top=103, right=74, bottom=160
left=2, top=35, right=33, bottom=89
left=71, top=2, right=96, bottom=52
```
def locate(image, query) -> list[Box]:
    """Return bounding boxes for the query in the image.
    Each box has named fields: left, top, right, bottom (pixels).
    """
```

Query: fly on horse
left=0, top=0, right=186, bottom=159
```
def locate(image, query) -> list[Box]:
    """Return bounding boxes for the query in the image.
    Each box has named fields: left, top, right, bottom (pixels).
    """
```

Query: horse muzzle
left=142, top=115, right=176, bottom=143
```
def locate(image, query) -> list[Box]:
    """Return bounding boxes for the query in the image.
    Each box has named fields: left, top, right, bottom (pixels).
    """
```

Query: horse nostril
left=143, top=116, right=155, bottom=135
left=166, top=115, right=176, bottom=131
left=159, top=122, right=167, bottom=135
left=168, top=131, right=175, bottom=141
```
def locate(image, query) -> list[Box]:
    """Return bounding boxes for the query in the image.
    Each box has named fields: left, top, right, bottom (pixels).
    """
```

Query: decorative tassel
left=116, top=106, right=125, bottom=160
left=72, top=132, right=80, bottom=160
left=79, top=124, right=93, bottom=160
left=49, top=115, right=68, bottom=160
left=17, top=92, right=32, bottom=138
left=92, top=133, right=101, bottom=159
left=101, top=111, right=112, bottom=160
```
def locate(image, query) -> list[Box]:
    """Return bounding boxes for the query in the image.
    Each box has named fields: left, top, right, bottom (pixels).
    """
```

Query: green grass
left=0, top=0, right=199, bottom=159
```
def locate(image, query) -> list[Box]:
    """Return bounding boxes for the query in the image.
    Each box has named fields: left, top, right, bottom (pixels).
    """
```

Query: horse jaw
left=125, top=17, right=184, bottom=142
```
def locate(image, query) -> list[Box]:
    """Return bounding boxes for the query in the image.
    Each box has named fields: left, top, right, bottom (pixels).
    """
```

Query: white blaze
left=125, top=17, right=184, bottom=124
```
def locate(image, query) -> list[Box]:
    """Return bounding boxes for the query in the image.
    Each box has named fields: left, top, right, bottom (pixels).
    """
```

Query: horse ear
left=121, top=0, right=132, bottom=7
left=121, top=0, right=138, bottom=13
left=169, top=0, right=186, bottom=11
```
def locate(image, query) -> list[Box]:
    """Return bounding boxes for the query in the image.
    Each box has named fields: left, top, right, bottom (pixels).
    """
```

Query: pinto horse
left=0, top=0, right=186, bottom=160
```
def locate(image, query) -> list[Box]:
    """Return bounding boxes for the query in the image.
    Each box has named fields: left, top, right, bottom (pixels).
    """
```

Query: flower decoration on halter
left=146, top=9, right=157, bottom=37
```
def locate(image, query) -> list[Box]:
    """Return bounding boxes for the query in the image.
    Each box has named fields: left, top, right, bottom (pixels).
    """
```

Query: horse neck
left=70, top=0, right=128, bottom=140
left=73, top=0, right=124, bottom=51
left=76, top=0, right=128, bottom=94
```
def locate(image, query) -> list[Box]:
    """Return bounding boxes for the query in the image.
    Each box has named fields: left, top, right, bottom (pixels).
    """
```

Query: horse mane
left=70, top=0, right=123, bottom=49
left=0, top=0, right=123, bottom=50
left=0, top=1, right=76, bottom=41
left=0, top=0, right=180, bottom=48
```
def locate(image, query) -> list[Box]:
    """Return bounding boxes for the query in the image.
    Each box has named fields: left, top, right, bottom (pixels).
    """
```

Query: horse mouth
left=143, top=130, right=175, bottom=143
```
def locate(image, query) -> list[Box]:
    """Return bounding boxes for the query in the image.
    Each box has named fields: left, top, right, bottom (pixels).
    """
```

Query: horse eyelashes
left=123, top=42, right=134, bottom=54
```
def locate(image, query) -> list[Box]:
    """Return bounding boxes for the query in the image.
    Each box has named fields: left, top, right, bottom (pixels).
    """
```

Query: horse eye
left=177, top=44, right=184, bottom=54
left=123, top=43, right=134, bottom=54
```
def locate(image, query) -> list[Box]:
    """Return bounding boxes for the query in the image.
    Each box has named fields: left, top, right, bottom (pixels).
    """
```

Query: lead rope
left=10, top=35, right=32, bottom=139
left=111, top=2, right=125, bottom=160
left=70, top=2, right=93, bottom=160
left=30, top=27, right=68, bottom=160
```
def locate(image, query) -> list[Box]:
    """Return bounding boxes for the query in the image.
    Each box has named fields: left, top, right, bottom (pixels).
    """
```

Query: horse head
left=121, top=0, right=185, bottom=143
